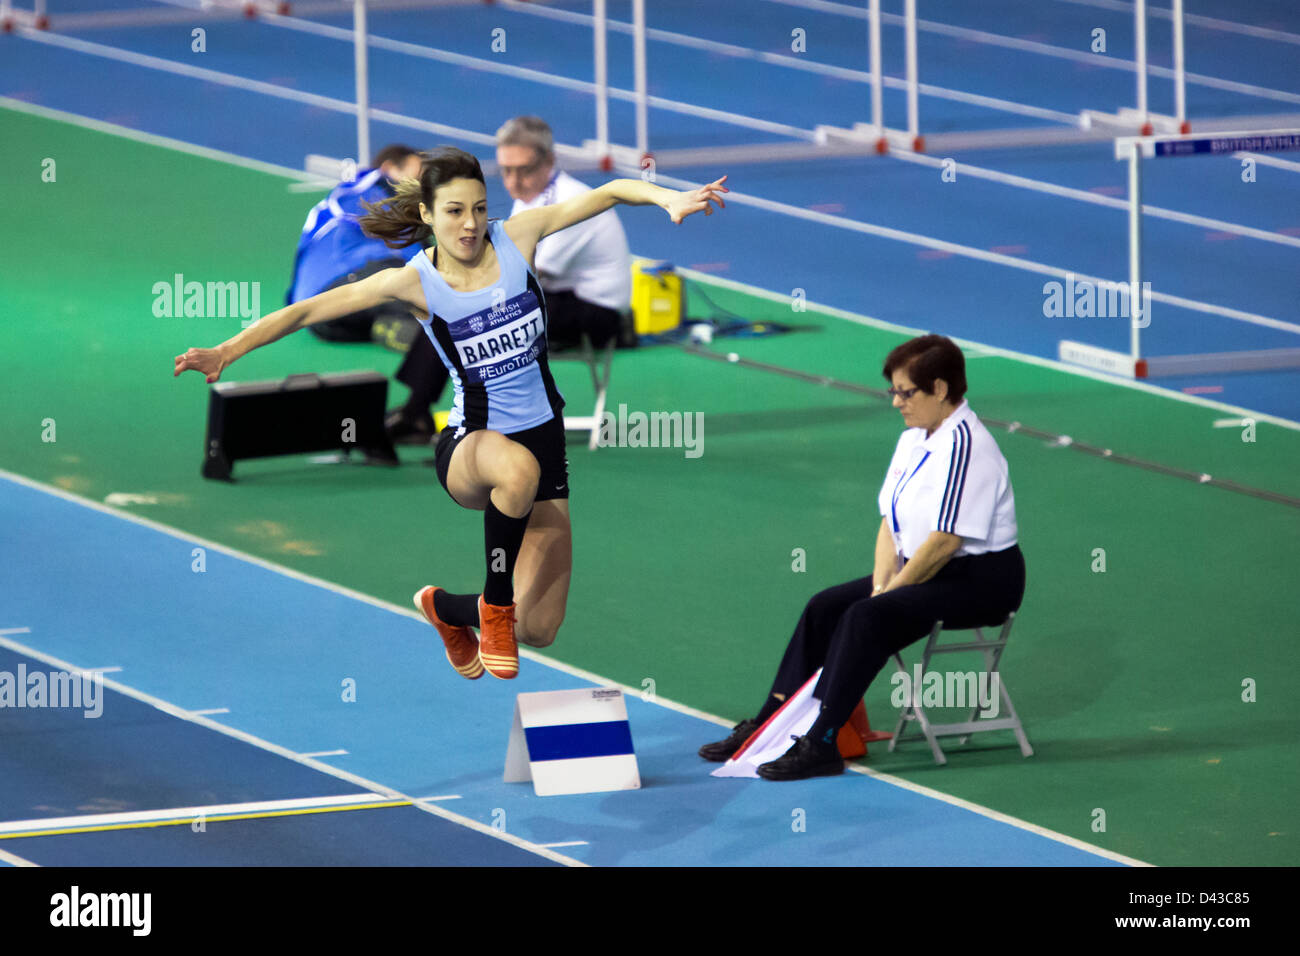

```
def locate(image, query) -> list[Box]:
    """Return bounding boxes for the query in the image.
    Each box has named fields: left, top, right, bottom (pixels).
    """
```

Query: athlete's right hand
left=174, top=346, right=227, bottom=383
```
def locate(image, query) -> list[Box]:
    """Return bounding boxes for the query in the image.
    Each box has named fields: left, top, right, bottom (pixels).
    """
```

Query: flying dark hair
left=358, top=146, right=486, bottom=249
left=882, top=334, right=968, bottom=404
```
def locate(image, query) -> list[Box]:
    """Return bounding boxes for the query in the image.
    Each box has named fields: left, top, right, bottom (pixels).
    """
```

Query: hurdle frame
left=1082, top=0, right=1189, bottom=136
left=1061, top=128, right=1300, bottom=380
left=815, top=0, right=924, bottom=154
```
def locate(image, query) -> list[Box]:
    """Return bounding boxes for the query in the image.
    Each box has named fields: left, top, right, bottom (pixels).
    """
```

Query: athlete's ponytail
left=360, top=146, right=486, bottom=249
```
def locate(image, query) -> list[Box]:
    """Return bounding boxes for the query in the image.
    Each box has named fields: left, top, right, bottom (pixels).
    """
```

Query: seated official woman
left=700, top=334, right=1026, bottom=780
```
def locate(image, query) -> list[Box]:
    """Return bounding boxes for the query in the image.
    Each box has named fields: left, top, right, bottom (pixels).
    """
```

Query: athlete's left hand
left=666, top=176, right=728, bottom=224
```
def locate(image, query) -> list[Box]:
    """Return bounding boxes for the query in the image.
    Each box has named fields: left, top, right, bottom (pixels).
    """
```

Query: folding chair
left=560, top=331, right=616, bottom=451
left=889, top=612, right=1033, bottom=765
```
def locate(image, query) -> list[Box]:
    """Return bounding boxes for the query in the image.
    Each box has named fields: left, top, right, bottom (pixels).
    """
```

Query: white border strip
left=0, top=794, right=400, bottom=836
left=0, top=847, right=39, bottom=867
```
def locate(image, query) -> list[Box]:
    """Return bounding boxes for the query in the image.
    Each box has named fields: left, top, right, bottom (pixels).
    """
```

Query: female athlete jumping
left=175, top=147, right=727, bottom=680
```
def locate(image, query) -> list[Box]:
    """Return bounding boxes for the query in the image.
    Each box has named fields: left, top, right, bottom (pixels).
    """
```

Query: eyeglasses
left=887, top=386, right=921, bottom=400
left=499, top=157, right=547, bottom=179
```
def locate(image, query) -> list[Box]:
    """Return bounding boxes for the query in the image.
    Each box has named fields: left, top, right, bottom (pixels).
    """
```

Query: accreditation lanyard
left=538, top=172, right=560, bottom=209
left=891, top=450, right=931, bottom=535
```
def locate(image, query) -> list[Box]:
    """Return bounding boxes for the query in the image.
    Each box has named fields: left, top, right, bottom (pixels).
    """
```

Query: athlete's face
left=891, top=369, right=949, bottom=433
left=420, top=177, right=489, bottom=263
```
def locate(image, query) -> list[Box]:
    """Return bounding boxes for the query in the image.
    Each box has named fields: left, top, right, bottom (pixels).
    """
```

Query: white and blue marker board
left=504, top=688, right=641, bottom=796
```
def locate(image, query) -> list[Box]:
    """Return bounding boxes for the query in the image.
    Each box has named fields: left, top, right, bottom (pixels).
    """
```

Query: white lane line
left=667, top=265, right=1300, bottom=432
left=637, top=167, right=1300, bottom=337
left=414, top=795, right=463, bottom=802
left=0, top=794, right=398, bottom=835
left=260, top=10, right=819, bottom=141
left=0, top=847, right=39, bottom=867
left=0, top=628, right=33, bottom=636
left=843, top=761, right=1149, bottom=866
left=760, top=0, right=1300, bottom=106
left=12, top=27, right=501, bottom=147
left=189, top=708, right=230, bottom=716
left=498, top=0, right=1079, bottom=126
left=16, top=21, right=815, bottom=144
left=890, top=151, right=1300, bottom=250
left=0, top=627, right=585, bottom=867
left=0, top=96, right=318, bottom=182
left=298, top=750, right=349, bottom=758
left=537, top=841, right=590, bottom=849
left=1050, top=0, right=1300, bottom=47
left=1237, top=152, right=1300, bottom=175
left=0, top=469, right=1147, bottom=866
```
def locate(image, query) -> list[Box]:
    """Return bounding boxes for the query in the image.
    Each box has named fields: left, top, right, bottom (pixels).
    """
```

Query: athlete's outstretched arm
left=504, top=176, right=727, bottom=265
left=173, top=267, right=413, bottom=383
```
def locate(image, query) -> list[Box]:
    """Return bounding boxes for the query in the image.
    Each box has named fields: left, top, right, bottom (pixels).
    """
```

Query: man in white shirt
left=496, top=115, right=631, bottom=350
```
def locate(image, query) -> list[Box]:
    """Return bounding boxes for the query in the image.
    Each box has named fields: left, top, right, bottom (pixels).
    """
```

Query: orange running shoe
left=413, top=587, right=483, bottom=680
left=477, top=597, right=519, bottom=680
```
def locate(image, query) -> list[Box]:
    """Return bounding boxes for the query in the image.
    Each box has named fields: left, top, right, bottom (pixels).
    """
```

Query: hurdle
left=194, top=0, right=291, bottom=17
left=0, top=0, right=48, bottom=31
left=1060, top=128, right=1300, bottom=380
left=334, top=0, right=642, bottom=177
left=1081, top=0, right=1189, bottom=136
left=811, top=0, right=925, bottom=154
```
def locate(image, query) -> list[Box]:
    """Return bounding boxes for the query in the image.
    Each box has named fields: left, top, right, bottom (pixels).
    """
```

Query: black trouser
left=541, top=289, right=623, bottom=351
left=393, top=288, right=623, bottom=414
left=767, top=545, right=1027, bottom=729
left=308, top=257, right=411, bottom=343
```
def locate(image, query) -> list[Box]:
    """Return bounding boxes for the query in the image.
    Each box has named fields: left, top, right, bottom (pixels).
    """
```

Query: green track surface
left=4, top=107, right=1297, bottom=866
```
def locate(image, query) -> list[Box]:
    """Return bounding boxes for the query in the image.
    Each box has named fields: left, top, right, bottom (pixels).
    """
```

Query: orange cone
left=837, top=699, right=893, bottom=759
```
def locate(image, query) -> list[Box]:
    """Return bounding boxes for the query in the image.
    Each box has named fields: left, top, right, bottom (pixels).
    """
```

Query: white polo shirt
left=876, top=400, right=1018, bottom=559
left=509, top=170, right=632, bottom=312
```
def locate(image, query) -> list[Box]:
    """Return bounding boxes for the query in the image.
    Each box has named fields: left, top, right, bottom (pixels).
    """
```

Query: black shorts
left=433, top=415, right=570, bottom=504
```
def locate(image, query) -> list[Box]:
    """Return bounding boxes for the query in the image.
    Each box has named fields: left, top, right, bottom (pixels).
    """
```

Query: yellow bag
left=630, top=259, right=683, bottom=335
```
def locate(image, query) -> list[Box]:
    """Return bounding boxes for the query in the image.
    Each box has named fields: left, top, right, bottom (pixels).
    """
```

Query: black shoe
left=756, top=734, right=844, bottom=781
left=698, top=718, right=761, bottom=762
left=384, top=407, right=436, bottom=445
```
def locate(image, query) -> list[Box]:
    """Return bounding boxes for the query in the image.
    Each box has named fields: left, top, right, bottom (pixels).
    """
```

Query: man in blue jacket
left=287, top=144, right=445, bottom=443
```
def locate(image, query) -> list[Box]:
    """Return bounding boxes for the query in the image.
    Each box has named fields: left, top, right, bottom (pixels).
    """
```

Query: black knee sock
left=483, top=499, right=532, bottom=607
left=433, top=590, right=480, bottom=628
